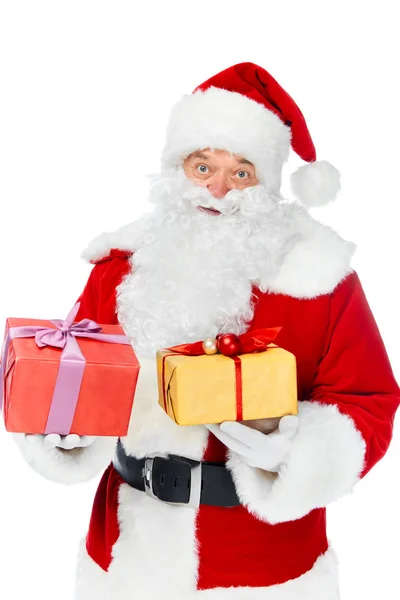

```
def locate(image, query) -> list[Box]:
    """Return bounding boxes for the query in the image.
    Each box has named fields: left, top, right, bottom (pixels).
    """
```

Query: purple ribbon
left=0, top=302, right=132, bottom=434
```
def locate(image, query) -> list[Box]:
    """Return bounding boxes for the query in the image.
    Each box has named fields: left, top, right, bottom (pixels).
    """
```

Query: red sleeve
left=75, top=252, right=133, bottom=325
left=74, top=263, right=102, bottom=322
left=310, top=270, right=400, bottom=477
left=224, top=271, right=400, bottom=523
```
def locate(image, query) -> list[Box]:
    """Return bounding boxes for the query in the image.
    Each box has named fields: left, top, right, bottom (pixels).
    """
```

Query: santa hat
left=161, top=62, right=340, bottom=207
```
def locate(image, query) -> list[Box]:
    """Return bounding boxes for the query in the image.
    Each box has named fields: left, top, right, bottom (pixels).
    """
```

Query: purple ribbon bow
left=0, top=303, right=132, bottom=435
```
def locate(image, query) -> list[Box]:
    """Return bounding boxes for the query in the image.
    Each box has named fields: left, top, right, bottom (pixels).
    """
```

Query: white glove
left=206, top=416, right=299, bottom=472
left=25, top=433, right=96, bottom=450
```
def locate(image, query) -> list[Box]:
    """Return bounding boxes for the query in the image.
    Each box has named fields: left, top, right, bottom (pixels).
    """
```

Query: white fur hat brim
left=161, top=86, right=291, bottom=193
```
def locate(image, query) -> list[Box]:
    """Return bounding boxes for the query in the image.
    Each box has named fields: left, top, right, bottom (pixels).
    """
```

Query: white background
left=0, top=1, right=399, bottom=599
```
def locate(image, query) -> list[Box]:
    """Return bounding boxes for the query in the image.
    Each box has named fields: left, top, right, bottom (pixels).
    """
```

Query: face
left=183, top=148, right=259, bottom=216
left=121, top=162, right=286, bottom=355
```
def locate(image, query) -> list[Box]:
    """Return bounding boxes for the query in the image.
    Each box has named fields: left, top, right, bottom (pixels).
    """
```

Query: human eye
left=196, top=164, right=210, bottom=174
left=236, top=170, right=250, bottom=179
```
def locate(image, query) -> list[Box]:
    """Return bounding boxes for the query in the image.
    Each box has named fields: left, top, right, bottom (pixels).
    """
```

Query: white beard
left=116, top=167, right=301, bottom=358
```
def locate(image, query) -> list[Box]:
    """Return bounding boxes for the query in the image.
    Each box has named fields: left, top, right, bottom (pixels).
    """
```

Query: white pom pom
left=290, top=160, right=341, bottom=207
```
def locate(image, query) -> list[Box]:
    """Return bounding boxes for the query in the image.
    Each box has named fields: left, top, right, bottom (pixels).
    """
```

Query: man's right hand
left=25, top=433, right=96, bottom=450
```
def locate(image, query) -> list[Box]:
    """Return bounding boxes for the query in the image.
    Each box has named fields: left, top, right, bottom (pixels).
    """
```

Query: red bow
left=166, top=327, right=282, bottom=356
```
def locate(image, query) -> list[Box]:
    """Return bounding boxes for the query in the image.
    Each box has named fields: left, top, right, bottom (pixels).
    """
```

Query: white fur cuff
left=226, top=401, right=366, bottom=524
left=13, top=433, right=117, bottom=485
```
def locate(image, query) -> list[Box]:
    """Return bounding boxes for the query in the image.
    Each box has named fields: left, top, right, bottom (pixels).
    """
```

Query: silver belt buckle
left=143, top=457, right=157, bottom=499
left=143, top=457, right=202, bottom=509
left=187, top=462, right=202, bottom=509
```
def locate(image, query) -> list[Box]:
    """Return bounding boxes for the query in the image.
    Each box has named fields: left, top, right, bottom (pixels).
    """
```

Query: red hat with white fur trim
left=161, top=62, right=340, bottom=207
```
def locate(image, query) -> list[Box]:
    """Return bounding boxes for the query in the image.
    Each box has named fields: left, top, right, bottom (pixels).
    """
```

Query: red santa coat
left=73, top=245, right=399, bottom=594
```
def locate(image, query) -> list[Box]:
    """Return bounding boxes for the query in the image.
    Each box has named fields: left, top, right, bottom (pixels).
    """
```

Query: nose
left=207, top=172, right=232, bottom=199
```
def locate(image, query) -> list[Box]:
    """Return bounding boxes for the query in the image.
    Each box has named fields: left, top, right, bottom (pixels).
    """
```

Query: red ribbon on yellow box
left=162, top=327, right=282, bottom=421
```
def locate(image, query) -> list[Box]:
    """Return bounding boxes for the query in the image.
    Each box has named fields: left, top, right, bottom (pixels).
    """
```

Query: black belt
left=113, top=438, right=240, bottom=508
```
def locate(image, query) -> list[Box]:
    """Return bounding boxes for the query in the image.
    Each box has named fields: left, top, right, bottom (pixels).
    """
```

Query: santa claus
left=13, top=62, right=400, bottom=599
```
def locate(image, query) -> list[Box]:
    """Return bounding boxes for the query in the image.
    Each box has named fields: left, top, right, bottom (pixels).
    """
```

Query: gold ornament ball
left=202, top=337, right=218, bottom=355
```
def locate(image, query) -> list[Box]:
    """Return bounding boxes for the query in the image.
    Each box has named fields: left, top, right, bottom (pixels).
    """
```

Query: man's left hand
left=206, top=416, right=299, bottom=472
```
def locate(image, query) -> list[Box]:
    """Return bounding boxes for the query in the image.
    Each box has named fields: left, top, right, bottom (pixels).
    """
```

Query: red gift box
left=0, top=303, right=140, bottom=436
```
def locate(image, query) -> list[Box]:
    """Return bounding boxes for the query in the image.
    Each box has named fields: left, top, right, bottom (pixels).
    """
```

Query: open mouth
left=197, top=206, right=221, bottom=215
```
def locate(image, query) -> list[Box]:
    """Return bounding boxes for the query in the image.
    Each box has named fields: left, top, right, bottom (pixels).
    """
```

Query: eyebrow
left=189, top=151, right=254, bottom=167
left=190, top=151, right=210, bottom=160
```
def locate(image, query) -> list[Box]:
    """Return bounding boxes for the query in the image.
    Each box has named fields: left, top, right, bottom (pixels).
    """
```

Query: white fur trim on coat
left=81, top=207, right=355, bottom=299
left=267, top=215, right=355, bottom=298
left=196, top=547, right=340, bottom=599
left=73, top=534, right=340, bottom=599
left=226, top=401, right=366, bottom=524
left=80, top=221, right=139, bottom=265
left=160, top=87, right=291, bottom=191
left=13, top=433, right=117, bottom=485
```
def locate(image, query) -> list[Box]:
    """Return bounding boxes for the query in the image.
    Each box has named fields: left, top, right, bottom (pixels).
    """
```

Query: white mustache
left=179, top=174, right=269, bottom=217
left=183, top=188, right=241, bottom=216
left=147, top=167, right=283, bottom=219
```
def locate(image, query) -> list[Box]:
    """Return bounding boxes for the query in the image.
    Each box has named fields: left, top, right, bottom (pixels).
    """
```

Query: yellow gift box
left=156, top=343, right=298, bottom=426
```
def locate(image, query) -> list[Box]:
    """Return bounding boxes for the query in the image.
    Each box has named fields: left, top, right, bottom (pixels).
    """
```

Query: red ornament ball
left=217, top=333, right=242, bottom=356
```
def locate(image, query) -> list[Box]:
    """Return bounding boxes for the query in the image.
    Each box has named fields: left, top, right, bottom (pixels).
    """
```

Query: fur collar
left=81, top=206, right=355, bottom=299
